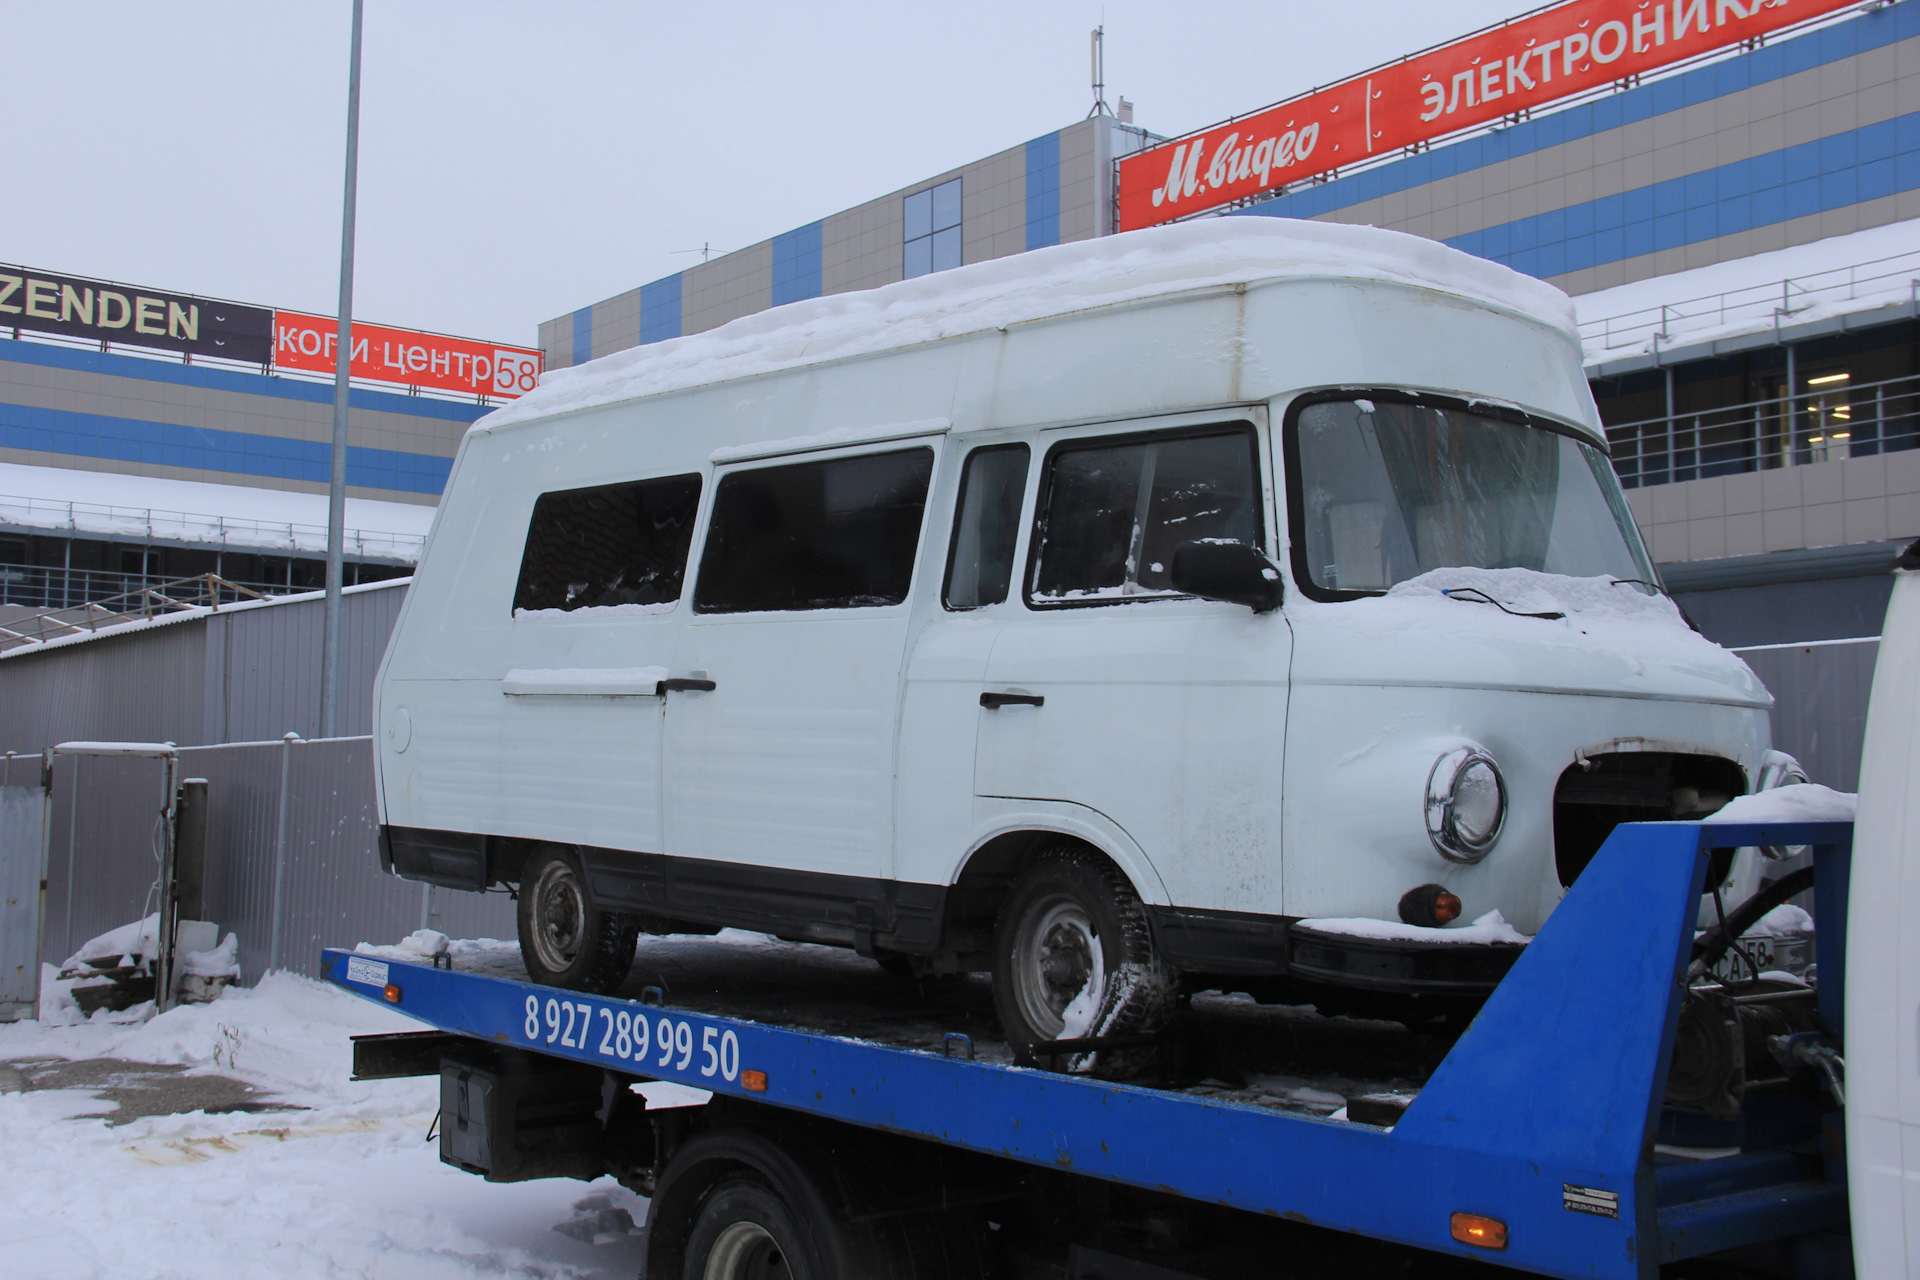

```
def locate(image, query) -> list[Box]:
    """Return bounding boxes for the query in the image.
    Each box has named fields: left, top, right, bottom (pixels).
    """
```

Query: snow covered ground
left=0, top=967, right=649, bottom=1280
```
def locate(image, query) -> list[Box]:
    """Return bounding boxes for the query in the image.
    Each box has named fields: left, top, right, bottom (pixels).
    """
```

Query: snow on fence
left=7, top=736, right=512, bottom=983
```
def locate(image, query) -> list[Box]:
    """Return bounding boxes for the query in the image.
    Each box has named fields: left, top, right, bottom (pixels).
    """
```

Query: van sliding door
left=497, top=473, right=702, bottom=855
left=663, top=442, right=939, bottom=929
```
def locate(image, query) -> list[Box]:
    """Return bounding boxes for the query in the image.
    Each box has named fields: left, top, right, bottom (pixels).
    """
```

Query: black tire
left=681, top=1174, right=822, bottom=1280
left=990, top=844, right=1178, bottom=1079
left=514, top=844, right=638, bottom=994
left=648, top=1127, right=991, bottom=1280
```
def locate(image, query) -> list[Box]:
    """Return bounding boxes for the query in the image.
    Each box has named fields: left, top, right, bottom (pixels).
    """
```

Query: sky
left=10, top=1, right=1533, bottom=348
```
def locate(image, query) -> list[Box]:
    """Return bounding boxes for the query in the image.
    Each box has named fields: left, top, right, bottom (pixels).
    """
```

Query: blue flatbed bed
left=324, top=819, right=1854, bottom=1280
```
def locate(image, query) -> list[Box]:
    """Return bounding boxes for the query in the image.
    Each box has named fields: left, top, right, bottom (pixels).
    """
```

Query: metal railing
left=1605, top=370, right=1920, bottom=489
left=1581, top=250, right=1920, bottom=358
left=0, top=573, right=272, bottom=651
left=0, top=491, right=427, bottom=562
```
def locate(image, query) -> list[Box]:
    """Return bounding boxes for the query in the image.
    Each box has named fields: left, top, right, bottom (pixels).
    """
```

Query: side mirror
left=1169, top=540, right=1283, bottom=613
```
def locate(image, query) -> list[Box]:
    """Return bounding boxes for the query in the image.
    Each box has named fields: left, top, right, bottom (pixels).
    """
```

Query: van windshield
left=1292, top=397, right=1653, bottom=596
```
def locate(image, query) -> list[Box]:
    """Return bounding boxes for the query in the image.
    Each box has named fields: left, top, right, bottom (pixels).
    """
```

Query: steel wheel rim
left=703, top=1220, right=791, bottom=1280
left=1012, top=895, right=1100, bottom=1040
left=528, top=858, right=586, bottom=974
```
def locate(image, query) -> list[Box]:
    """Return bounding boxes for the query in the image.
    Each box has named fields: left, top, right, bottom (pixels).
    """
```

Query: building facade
left=0, top=283, right=505, bottom=607
left=538, top=116, right=1151, bottom=368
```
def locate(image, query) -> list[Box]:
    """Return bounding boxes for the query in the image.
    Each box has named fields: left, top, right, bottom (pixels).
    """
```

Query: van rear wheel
left=991, top=845, right=1177, bottom=1079
left=515, top=845, right=638, bottom=993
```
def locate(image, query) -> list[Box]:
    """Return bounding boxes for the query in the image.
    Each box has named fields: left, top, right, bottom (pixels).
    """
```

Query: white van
left=375, top=219, right=1780, bottom=1060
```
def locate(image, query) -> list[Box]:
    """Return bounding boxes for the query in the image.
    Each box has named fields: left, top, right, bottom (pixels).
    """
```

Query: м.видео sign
left=1118, top=0, right=1862, bottom=232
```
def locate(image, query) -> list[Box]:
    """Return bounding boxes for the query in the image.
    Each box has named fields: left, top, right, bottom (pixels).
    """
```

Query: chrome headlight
left=1426, top=747, right=1507, bottom=863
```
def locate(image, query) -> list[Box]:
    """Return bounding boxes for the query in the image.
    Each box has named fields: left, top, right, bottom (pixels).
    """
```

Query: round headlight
left=1426, top=747, right=1507, bottom=863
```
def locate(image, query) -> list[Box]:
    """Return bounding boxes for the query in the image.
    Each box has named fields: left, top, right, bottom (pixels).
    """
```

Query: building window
left=904, top=178, right=962, bottom=279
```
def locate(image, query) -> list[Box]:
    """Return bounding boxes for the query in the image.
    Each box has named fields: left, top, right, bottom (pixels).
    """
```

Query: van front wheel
left=991, top=846, right=1177, bottom=1078
left=515, top=845, right=638, bottom=993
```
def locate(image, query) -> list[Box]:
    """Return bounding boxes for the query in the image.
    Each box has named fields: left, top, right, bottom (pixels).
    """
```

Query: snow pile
left=0, top=970, right=649, bottom=1278
left=480, top=219, right=1576, bottom=432
left=1744, top=903, right=1815, bottom=938
left=1385, top=567, right=1683, bottom=625
left=181, top=932, right=241, bottom=978
left=1704, top=783, right=1858, bottom=825
left=1298, top=909, right=1532, bottom=946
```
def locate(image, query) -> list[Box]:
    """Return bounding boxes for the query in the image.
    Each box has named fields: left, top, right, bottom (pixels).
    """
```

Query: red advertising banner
left=272, top=310, right=542, bottom=398
left=1118, top=0, right=1860, bottom=232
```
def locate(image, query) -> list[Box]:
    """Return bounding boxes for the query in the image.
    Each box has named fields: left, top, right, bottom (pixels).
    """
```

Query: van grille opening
left=1553, top=752, right=1747, bottom=887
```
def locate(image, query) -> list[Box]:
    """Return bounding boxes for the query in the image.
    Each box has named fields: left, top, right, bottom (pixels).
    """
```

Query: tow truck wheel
left=650, top=1127, right=986, bottom=1280
left=515, top=845, right=638, bottom=993
left=991, top=844, right=1177, bottom=1079
left=684, top=1176, right=812, bottom=1279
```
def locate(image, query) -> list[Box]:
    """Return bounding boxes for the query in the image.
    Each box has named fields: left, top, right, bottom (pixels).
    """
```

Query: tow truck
left=325, top=548, right=1920, bottom=1279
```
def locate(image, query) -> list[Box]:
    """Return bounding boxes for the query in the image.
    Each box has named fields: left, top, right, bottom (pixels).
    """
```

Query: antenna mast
left=1088, top=26, right=1111, bottom=118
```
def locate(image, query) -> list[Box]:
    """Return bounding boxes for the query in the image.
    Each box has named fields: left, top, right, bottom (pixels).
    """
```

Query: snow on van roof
left=480, top=219, right=1577, bottom=433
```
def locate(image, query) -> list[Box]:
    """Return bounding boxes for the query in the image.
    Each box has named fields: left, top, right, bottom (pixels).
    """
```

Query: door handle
left=659, top=677, right=718, bottom=693
left=980, top=692, right=1043, bottom=709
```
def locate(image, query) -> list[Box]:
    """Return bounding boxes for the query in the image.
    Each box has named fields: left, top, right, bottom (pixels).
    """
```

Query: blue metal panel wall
left=1026, top=131, right=1062, bottom=250
left=0, top=402, right=452, bottom=494
left=640, top=273, right=683, bottom=344
left=771, top=222, right=824, bottom=307
left=571, top=306, right=593, bottom=365
left=0, top=339, right=480, bottom=495
left=1445, top=111, right=1920, bottom=279
left=1236, top=3, right=1920, bottom=283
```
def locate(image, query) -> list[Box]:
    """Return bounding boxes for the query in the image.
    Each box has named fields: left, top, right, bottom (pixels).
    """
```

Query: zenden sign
left=1117, top=0, right=1863, bottom=232
left=0, top=265, right=274, bottom=363
left=273, top=311, right=542, bottom=399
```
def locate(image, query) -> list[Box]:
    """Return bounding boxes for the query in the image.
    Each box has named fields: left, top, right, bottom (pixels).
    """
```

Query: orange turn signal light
left=1432, top=891, right=1462, bottom=924
left=741, top=1069, right=768, bottom=1093
left=383, top=983, right=402, bottom=1003
left=1451, top=1212, right=1508, bottom=1250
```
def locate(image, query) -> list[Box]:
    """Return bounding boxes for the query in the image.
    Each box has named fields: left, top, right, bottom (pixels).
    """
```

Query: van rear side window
left=1029, top=426, right=1261, bottom=605
left=694, top=447, right=935, bottom=613
left=512, top=473, right=702, bottom=614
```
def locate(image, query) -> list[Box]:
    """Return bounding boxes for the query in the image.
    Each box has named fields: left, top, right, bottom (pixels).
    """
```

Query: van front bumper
left=1286, top=921, right=1525, bottom=996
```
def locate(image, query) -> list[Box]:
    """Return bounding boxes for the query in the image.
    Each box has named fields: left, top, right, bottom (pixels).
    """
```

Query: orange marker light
left=1433, top=891, right=1462, bottom=924
left=1451, top=1213, right=1507, bottom=1250
left=383, top=983, right=402, bottom=1003
left=741, top=1070, right=768, bottom=1093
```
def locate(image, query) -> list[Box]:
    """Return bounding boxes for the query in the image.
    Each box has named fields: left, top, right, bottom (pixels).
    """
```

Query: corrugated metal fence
left=1730, top=637, right=1881, bottom=792
left=0, top=578, right=407, bottom=758
left=2, top=737, right=513, bottom=982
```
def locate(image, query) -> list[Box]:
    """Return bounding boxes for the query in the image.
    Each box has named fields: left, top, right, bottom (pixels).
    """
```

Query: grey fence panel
left=40, top=753, right=173, bottom=967
left=180, top=740, right=294, bottom=986
left=0, top=579, right=408, bottom=758
left=1733, top=637, right=1882, bottom=793
left=0, top=619, right=207, bottom=758
left=212, top=585, right=406, bottom=743
left=36, top=735, right=514, bottom=983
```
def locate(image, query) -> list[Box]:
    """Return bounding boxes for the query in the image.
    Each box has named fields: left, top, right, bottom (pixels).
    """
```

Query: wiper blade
left=1440, top=587, right=1565, bottom=621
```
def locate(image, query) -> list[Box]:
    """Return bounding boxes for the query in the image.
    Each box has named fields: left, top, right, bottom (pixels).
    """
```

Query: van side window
left=694, top=447, right=935, bottom=613
left=512, top=474, right=702, bottom=614
left=944, top=444, right=1030, bottom=609
left=1029, top=426, right=1261, bottom=605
